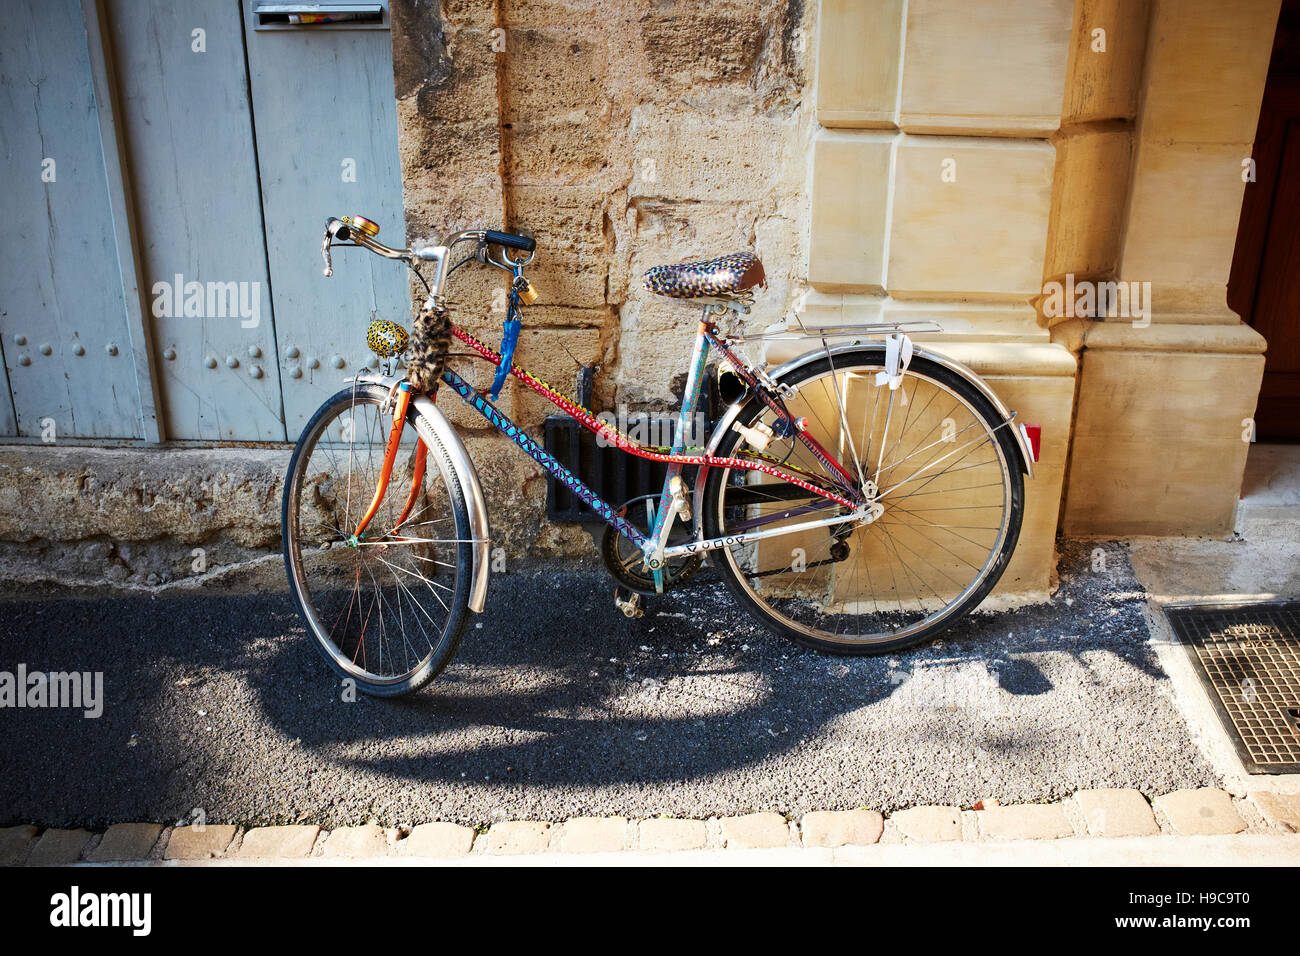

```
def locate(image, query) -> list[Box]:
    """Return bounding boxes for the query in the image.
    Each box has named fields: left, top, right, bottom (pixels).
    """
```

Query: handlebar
left=322, top=216, right=535, bottom=302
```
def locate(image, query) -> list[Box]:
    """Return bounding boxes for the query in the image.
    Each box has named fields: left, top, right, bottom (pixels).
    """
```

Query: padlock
left=514, top=276, right=539, bottom=306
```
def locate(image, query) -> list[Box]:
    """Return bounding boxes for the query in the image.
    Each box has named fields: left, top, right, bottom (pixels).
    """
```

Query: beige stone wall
left=812, top=0, right=1280, bottom=555
left=391, top=0, right=813, bottom=555
left=809, top=0, right=1079, bottom=594
left=1059, top=0, right=1278, bottom=536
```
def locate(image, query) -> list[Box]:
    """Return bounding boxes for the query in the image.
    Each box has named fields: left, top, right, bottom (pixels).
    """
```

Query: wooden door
left=0, top=0, right=147, bottom=439
left=243, top=0, right=409, bottom=440
left=108, top=0, right=288, bottom=441
left=1230, top=2, right=1300, bottom=439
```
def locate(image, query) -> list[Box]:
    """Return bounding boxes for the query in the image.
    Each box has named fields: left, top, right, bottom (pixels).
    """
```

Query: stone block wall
left=808, top=0, right=1079, bottom=595
left=810, top=0, right=1279, bottom=556
left=389, top=0, right=814, bottom=556
left=1059, top=0, right=1277, bottom=535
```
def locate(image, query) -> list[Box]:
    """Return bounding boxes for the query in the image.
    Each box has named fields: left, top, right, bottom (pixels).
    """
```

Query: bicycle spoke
left=821, top=345, right=866, bottom=488
left=710, top=357, right=1017, bottom=648
left=286, top=387, right=467, bottom=688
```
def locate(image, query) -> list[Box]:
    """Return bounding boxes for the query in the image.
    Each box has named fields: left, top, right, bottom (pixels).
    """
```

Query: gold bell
left=345, top=215, right=381, bottom=237
left=365, top=319, right=409, bottom=358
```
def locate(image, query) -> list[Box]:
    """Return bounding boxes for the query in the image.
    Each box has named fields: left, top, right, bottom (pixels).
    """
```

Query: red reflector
left=1021, top=423, right=1041, bottom=462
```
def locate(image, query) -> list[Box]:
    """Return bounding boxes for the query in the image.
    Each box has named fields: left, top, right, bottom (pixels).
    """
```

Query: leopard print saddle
left=642, top=252, right=766, bottom=300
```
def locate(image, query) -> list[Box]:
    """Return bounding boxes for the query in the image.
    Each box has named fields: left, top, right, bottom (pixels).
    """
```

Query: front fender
left=410, top=393, right=492, bottom=613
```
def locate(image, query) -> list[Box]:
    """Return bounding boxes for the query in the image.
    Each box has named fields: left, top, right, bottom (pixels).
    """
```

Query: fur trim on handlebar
left=406, top=301, right=452, bottom=393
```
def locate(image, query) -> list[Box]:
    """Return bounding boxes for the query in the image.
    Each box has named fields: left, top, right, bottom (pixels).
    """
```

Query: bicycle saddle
left=642, top=251, right=766, bottom=299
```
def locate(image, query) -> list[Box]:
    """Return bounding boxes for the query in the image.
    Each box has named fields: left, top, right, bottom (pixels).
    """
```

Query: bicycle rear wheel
left=282, top=383, right=473, bottom=696
left=700, top=349, right=1024, bottom=654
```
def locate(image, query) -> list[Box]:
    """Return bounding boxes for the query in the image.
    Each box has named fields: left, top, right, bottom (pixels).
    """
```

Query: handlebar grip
left=484, top=229, right=535, bottom=254
left=326, top=217, right=353, bottom=242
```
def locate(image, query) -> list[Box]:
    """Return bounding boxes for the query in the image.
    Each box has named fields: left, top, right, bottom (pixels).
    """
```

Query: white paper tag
left=874, top=333, right=913, bottom=390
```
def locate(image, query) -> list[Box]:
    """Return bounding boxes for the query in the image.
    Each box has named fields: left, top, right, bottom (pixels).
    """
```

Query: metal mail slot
left=252, top=2, right=386, bottom=30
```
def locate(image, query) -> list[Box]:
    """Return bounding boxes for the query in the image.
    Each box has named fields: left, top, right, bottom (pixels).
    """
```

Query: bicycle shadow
left=246, top=539, right=1167, bottom=788
left=0, top=539, right=1189, bottom=828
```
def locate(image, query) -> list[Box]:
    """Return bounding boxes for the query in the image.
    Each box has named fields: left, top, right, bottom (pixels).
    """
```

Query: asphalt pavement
left=0, top=540, right=1219, bottom=828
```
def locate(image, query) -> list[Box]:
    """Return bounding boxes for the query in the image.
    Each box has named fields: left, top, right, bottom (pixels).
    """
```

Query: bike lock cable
left=489, top=289, right=521, bottom=401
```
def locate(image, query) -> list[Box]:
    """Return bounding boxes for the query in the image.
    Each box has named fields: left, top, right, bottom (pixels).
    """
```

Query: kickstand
left=614, top=586, right=644, bottom=619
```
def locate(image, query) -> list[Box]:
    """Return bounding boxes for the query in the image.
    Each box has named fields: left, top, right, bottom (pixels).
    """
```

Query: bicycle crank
left=600, top=494, right=703, bottom=595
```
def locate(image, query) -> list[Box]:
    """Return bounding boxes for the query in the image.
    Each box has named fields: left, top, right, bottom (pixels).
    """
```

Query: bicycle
left=282, top=214, right=1041, bottom=697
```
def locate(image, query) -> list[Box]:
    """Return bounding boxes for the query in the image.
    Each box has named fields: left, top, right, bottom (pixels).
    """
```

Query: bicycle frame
left=351, top=311, right=871, bottom=585
left=328, top=219, right=1038, bottom=600
left=442, top=319, right=874, bottom=566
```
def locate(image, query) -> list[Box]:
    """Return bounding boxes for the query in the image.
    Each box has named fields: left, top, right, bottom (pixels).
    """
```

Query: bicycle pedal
left=614, top=587, right=644, bottom=619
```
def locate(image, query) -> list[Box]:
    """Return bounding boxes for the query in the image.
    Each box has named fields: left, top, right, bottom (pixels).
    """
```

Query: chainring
left=600, top=494, right=703, bottom=595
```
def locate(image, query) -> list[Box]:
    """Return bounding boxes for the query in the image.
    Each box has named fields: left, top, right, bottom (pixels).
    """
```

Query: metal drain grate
left=1165, top=600, right=1300, bottom=774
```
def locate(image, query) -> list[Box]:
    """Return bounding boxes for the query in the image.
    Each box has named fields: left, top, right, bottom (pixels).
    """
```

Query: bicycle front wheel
left=282, top=383, right=473, bottom=696
left=701, top=349, right=1024, bottom=654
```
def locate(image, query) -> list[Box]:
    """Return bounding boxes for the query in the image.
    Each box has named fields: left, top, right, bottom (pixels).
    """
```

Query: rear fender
left=692, top=342, right=1035, bottom=527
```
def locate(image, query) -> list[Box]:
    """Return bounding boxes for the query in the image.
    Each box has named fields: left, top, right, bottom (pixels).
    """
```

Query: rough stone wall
left=0, top=446, right=289, bottom=591
left=390, top=0, right=814, bottom=557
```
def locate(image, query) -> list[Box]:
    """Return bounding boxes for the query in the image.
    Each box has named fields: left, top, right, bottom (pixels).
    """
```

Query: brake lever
left=322, top=217, right=350, bottom=277
left=322, top=229, right=334, bottom=277
left=481, top=244, right=534, bottom=272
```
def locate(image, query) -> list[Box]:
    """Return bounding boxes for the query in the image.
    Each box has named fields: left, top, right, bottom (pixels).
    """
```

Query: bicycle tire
left=282, top=383, right=474, bottom=696
left=700, top=349, right=1024, bottom=655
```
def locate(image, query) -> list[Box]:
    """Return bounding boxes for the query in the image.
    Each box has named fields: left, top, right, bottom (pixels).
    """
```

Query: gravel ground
left=0, top=540, right=1219, bottom=828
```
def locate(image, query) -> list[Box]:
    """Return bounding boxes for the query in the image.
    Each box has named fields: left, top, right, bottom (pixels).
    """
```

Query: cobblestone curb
left=5, top=788, right=1297, bottom=864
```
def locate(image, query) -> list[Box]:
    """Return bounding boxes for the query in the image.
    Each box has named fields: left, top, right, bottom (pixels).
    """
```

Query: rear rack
left=727, top=319, right=944, bottom=343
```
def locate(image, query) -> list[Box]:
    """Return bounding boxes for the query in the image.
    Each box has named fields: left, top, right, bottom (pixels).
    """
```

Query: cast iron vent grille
left=543, top=415, right=696, bottom=522
left=542, top=372, right=715, bottom=522
left=1165, top=599, right=1300, bottom=774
